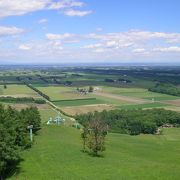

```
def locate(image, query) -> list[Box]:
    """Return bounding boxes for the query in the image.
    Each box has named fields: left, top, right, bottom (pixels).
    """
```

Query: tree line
left=25, top=83, right=50, bottom=101
left=0, top=97, right=46, bottom=104
left=149, top=83, right=180, bottom=97
left=0, top=105, right=41, bottom=179
left=76, top=109, right=180, bottom=135
left=15, top=77, right=50, bottom=101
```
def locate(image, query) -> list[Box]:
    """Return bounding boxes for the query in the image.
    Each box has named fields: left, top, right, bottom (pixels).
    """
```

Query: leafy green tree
left=0, top=105, right=41, bottom=179
left=82, top=118, right=108, bottom=156
left=88, top=86, right=94, bottom=93
left=81, top=128, right=88, bottom=152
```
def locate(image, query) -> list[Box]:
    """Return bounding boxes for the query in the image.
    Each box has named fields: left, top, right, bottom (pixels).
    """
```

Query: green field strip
left=117, top=103, right=169, bottom=110
left=53, top=98, right=105, bottom=107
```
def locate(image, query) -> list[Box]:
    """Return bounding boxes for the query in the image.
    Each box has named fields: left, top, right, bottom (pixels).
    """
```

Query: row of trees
left=25, top=83, right=50, bottom=101
left=16, top=76, right=50, bottom=100
left=77, top=109, right=180, bottom=135
left=0, top=97, right=46, bottom=104
left=0, top=105, right=41, bottom=179
left=149, top=83, right=180, bottom=97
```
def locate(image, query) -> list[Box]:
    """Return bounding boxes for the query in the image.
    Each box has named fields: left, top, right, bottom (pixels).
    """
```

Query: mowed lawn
left=0, top=85, right=39, bottom=97
left=101, top=86, right=180, bottom=101
left=10, top=125, right=180, bottom=180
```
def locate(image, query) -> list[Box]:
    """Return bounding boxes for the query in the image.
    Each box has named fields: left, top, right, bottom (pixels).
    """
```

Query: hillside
left=9, top=125, right=180, bottom=180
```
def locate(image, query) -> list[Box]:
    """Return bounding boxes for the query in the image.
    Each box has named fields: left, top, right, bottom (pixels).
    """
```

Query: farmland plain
left=0, top=66, right=180, bottom=180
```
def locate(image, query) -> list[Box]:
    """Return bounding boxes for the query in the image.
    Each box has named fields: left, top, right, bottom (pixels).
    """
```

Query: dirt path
left=93, top=92, right=150, bottom=104
left=161, top=99, right=180, bottom=106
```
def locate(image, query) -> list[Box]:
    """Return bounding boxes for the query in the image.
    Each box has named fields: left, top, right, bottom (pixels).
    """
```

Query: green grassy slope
left=10, top=126, right=180, bottom=180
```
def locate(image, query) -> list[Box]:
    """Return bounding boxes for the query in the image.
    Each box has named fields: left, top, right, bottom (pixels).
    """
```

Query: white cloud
left=0, top=0, right=49, bottom=18
left=19, top=44, right=32, bottom=50
left=45, top=30, right=180, bottom=54
left=48, top=0, right=84, bottom=9
left=64, top=9, right=92, bottom=16
left=38, top=18, right=48, bottom=24
left=153, top=46, right=180, bottom=52
left=46, top=33, right=75, bottom=40
left=0, top=26, right=24, bottom=36
left=96, top=27, right=103, bottom=32
left=1, top=29, right=180, bottom=63
left=132, top=48, right=145, bottom=53
left=94, top=48, right=105, bottom=53
left=83, top=43, right=102, bottom=49
left=0, top=0, right=92, bottom=18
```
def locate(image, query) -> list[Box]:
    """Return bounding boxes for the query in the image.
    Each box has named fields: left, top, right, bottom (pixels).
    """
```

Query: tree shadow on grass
left=4, top=158, right=24, bottom=179
left=80, top=149, right=105, bottom=158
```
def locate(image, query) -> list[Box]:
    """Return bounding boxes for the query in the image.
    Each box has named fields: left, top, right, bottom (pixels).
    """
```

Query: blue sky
left=0, top=0, right=180, bottom=64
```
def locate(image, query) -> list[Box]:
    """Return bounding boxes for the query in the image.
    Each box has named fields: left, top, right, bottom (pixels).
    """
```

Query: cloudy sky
left=0, top=0, right=180, bottom=64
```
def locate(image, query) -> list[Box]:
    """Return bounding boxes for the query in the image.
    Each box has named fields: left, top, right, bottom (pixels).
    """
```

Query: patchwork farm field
left=1, top=66, right=180, bottom=180
left=0, top=83, right=179, bottom=115
left=9, top=126, right=180, bottom=180
left=36, top=86, right=91, bottom=101
left=33, top=85, right=180, bottom=115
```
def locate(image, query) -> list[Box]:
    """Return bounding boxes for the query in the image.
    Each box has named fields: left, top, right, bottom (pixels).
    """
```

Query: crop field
left=61, top=104, right=114, bottom=116
left=0, top=85, right=39, bottom=98
left=100, top=86, right=180, bottom=101
left=163, top=99, right=180, bottom=106
left=33, top=84, right=180, bottom=115
left=118, top=102, right=169, bottom=110
left=0, top=83, right=178, bottom=115
left=36, top=86, right=92, bottom=101
left=53, top=98, right=105, bottom=107
left=9, top=126, right=180, bottom=180
left=55, top=87, right=179, bottom=114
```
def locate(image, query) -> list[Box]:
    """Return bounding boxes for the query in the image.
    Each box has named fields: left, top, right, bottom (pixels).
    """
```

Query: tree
left=81, top=127, right=88, bottom=152
left=88, top=86, right=94, bottom=93
left=0, top=105, right=41, bottom=179
left=81, top=117, right=108, bottom=156
left=3, top=84, right=7, bottom=89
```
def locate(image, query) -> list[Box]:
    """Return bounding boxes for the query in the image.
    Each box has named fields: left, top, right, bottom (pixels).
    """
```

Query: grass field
left=61, top=104, right=114, bottom=116
left=0, top=85, right=39, bottom=97
left=118, top=102, right=169, bottom=110
left=39, top=108, right=58, bottom=123
left=101, top=86, right=180, bottom=101
left=10, top=126, right=180, bottom=180
left=36, top=86, right=91, bottom=101
left=53, top=98, right=105, bottom=107
left=35, top=85, right=180, bottom=114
